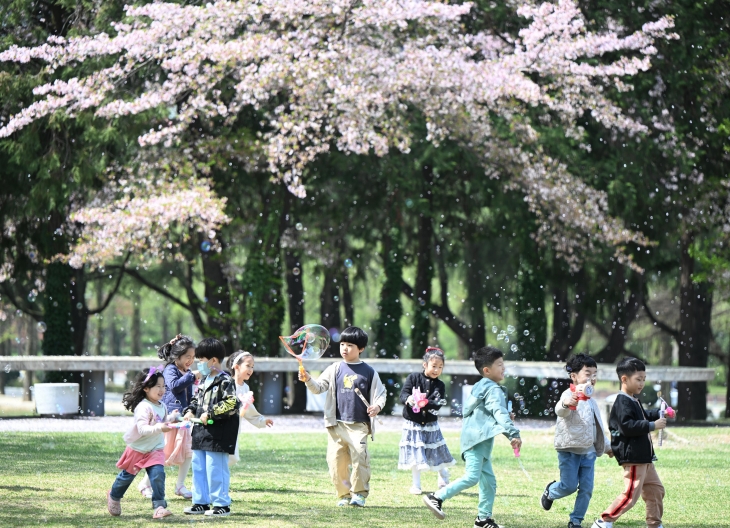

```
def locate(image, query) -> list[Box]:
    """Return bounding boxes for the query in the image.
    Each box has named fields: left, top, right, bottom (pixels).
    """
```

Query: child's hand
left=183, top=411, right=194, bottom=421
left=160, top=424, right=172, bottom=433
left=298, top=369, right=310, bottom=382
left=265, top=418, right=274, bottom=427
left=200, top=412, right=209, bottom=424
left=367, top=405, right=381, bottom=417
left=192, top=370, right=202, bottom=380
left=509, top=412, right=516, bottom=421
left=654, top=417, right=667, bottom=430
left=606, top=449, right=614, bottom=458
left=168, top=410, right=180, bottom=422
left=563, top=393, right=579, bottom=408
left=510, top=437, right=522, bottom=451
left=405, top=395, right=416, bottom=407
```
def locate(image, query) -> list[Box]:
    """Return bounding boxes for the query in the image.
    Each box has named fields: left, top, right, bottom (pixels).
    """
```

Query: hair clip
left=143, top=365, right=165, bottom=383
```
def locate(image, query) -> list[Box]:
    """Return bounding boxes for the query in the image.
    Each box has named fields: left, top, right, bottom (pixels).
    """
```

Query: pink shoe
left=107, top=491, right=121, bottom=516
left=175, top=485, right=193, bottom=499
left=153, top=506, right=173, bottom=519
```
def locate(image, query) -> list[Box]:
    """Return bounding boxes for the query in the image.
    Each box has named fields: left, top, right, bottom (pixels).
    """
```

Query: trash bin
left=34, top=383, right=79, bottom=416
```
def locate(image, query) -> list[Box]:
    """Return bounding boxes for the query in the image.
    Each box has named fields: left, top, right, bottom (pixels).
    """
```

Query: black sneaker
left=540, top=481, right=556, bottom=511
left=422, top=493, right=445, bottom=520
left=474, top=517, right=500, bottom=528
left=204, top=506, right=231, bottom=517
left=568, top=522, right=582, bottom=528
left=183, top=504, right=210, bottom=515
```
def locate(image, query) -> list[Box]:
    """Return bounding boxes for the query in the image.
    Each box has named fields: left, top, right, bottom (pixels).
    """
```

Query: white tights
left=412, top=467, right=450, bottom=489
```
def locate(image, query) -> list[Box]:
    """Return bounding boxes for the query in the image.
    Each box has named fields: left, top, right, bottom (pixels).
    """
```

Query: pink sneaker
left=153, top=506, right=173, bottom=519
left=107, top=491, right=121, bottom=516
left=175, top=485, right=193, bottom=499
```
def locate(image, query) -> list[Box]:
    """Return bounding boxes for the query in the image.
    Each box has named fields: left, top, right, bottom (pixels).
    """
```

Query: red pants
left=602, top=463, right=665, bottom=528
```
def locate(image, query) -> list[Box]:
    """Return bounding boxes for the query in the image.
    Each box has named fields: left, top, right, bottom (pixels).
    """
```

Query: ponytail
left=157, top=334, right=196, bottom=364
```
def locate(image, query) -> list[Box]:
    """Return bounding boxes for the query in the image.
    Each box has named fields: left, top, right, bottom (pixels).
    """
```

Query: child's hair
left=122, top=367, right=164, bottom=412
left=473, top=346, right=503, bottom=374
left=339, top=326, right=368, bottom=349
left=423, top=346, right=445, bottom=363
left=196, top=337, right=226, bottom=361
left=565, top=353, right=597, bottom=375
left=616, top=357, right=646, bottom=382
left=157, top=334, right=196, bottom=364
left=226, top=350, right=254, bottom=371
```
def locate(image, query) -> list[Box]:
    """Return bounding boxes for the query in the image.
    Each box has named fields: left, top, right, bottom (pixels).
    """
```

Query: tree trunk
left=319, top=269, right=342, bottom=357
left=70, top=268, right=89, bottom=356
left=465, top=239, right=486, bottom=351
left=285, top=248, right=306, bottom=413
left=594, top=268, right=643, bottom=363
left=94, top=282, right=104, bottom=356
left=342, top=272, right=354, bottom=327
left=23, top=316, right=38, bottom=401
left=161, top=299, right=169, bottom=343
left=547, top=272, right=586, bottom=362
left=42, top=263, right=74, bottom=382
left=201, top=248, right=232, bottom=353
left=411, top=165, right=435, bottom=358
left=131, top=290, right=141, bottom=356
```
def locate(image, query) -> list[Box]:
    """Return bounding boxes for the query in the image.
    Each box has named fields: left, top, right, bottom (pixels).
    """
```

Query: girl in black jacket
left=398, top=347, right=456, bottom=495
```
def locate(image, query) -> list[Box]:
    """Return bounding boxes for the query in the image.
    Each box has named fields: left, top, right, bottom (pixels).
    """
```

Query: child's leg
left=477, top=455, right=497, bottom=520
left=146, top=464, right=167, bottom=509
left=437, top=467, right=450, bottom=488
left=344, top=423, right=371, bottom=498
left=570, top=452, right=596, bottom=526
left=412, top=467, right=422, bottom=489
left=177, top=457, right=192, bottom=488
left=601, top=463, right=649, bottom=522
left=435, top=440, right=491, bottom=502
left=191, top=450, right=210, bottom=505
left=206, top=451, right=231, bottom=507
left=640, top=463, right=665, bottom=528
left=110, top=470, right=137, bottom=501
left=326, top=424, right=354, bottom=498
left=548, top=451, right=580, bottom=501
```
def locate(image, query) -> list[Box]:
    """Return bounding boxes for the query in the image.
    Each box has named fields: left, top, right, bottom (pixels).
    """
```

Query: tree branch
left=123, top=268, right=192, bottom=311
left=87, top=253, right=130, bottom=315
left=401, top=279, right=472, bottom=345
left=642, top=298, right=679, bottom=339
left=0, top=283, right=43, bottom=319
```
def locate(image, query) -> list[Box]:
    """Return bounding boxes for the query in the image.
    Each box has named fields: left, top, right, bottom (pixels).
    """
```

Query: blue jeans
left=435, top=438, right=496, bottom=519
left=548, top=450, right=596, bottom=525
left=192, top=450, right=231, bottom=507
left=110, top=464, right=166, bottom=509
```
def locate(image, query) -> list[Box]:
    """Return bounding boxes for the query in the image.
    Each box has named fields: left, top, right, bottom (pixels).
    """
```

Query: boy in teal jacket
left=422, top=346, right=521, bottom=528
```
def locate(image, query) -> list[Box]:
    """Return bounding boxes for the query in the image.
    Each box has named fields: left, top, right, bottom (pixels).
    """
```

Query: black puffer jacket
left=399, top=371, right=446, bottom=425
left=609, top=392, right=661, bottom=465
left=183, top=372, right=240, bottom=454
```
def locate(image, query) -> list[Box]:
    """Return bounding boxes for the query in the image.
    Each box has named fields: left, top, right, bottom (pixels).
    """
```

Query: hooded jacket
left=459, top=377, right=520, bottom=456
left=183, top=371, right=240, bottom=454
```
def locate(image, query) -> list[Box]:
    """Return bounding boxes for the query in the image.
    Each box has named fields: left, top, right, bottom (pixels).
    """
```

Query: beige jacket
left=305, top=360, right=387, bottom=440
left=554, top=388, right=610, bottom=456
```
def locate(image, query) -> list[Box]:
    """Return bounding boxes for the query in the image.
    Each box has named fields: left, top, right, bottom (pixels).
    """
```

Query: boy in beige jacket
left=540, top=354, right=613, bottom=528
left=299, top=326, right=386, bottom=507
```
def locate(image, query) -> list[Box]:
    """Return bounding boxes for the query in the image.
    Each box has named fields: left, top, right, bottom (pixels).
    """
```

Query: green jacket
left=460, top=377, right=520, bottom=455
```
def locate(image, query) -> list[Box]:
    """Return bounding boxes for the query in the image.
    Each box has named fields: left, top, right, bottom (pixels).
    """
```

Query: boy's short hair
left=473, top=346, right=503, bottom=374
left=339, top=326, right=368, bottom=349
left=616, top=357, right=646, bottom=381
left=196, top=337, right=226, bottom=361
left=565, top=353, right=598, bottom=374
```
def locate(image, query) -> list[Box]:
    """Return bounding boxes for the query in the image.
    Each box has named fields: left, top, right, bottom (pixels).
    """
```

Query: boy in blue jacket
left=422, top=346, right=521, bottom=528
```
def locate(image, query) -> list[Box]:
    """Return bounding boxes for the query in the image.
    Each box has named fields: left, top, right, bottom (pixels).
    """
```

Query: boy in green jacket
left=422, top=346, right=521, bottom=528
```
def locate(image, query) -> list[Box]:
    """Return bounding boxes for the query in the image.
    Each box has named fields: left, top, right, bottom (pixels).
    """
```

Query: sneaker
left=107, top=491, right=121, bottom=516
left=184, top=504, right=210, bottom=515
left=337, top=498, right=351, bottom=507
left=568, top=523, right=583, bottom=528
left=204, top=506, right=231, bottom=517
left=175, top=485, right=193, bottom=500
left=139, top=486, right=153, bottom=499
left=540, top=481, right=555, bottom=511
left=422, top=493, right=445, bottom=520
left=591, top=521, right=613, bottom=528
left=409, top=486, right=422, bottom=495
left=474, top=517, right=500, bottom=528
left=349, top=494, right=366, bottom=507
left=152, top=506, right=172, bottom=519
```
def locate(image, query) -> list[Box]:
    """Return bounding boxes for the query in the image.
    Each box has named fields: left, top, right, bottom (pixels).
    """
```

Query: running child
left=591, top=357, right=667, bottom=528
left=540, top=353, right=613, bottom=528
left=422, top=346, right=521, bottom=528
left=299, top=326, right=386, bottom=507
left=182, top=338, right=241, bottom=517
left=107, top=367, right=175, bottom=519
left=399, top=346, right=455, bottom=494
left=227, top=350, right=274, bottom=465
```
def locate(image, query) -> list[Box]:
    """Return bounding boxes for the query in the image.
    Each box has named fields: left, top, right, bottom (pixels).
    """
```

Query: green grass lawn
left=0, top=428, right=728, bottom=527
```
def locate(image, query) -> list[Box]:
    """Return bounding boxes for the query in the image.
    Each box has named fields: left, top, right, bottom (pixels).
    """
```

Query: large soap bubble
left=279, top=324, right=331, bottom=361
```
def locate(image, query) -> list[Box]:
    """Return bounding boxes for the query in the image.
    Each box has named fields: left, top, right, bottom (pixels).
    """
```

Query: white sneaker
left=349, top=493, right=366, bottom=507
left=139, top=486, right=153, bottom=499
left=409, top=486, right=422, bottom=495
left=591, top=521, right=613, bottom=528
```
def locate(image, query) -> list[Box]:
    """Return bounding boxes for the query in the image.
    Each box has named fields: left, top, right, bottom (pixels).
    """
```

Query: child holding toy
left=422, top=346, right=521, bottom=528
left=107, top=367, right=175, bottom=519
left=540, top=353, right=613, bottom=528
left=398, top=346, right=455, bottom=494
left=299, top=326, right=386, bottom=507
left=226, top=350, right=274, bottom=465
left=182, top=338, right=240, bottom=517
left=591, top=357, right=672, bottom=528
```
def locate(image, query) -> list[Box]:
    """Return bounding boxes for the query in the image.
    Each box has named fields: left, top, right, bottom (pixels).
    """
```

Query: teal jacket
left=460, top=377, right=520, bottom=455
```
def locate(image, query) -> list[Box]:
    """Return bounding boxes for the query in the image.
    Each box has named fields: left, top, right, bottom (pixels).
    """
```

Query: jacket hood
left=463, top=378, right=495, bottom=417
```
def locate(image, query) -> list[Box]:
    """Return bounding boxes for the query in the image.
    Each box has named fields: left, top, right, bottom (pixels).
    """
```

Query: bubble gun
left=411, top=387, right=429, bottom=413
left=657, top=398, right=675, bottom=447
left=568, top=383, right=594, bottom=410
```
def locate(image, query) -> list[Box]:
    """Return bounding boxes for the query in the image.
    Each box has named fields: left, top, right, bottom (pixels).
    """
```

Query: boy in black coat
left=591, top=358, right=667, bottom=528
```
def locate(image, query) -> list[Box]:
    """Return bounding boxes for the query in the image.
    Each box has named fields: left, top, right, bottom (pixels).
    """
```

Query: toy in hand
left=280, top=324, right=331, bottom=376
left=411, top=387, right=429, bottom=413
left=658, top=398, right=675, bottom=446
left=568, top=383, right=594, bottom=410
left=238, top=391, right=255, bottom=412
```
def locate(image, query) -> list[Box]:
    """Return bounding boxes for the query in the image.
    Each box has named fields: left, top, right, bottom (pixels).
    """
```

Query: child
left=107, top=367, right=175, bottom=519
left=422, top=346, right=521, bottom=528
left=541, top=354, right=613, bottom=528
left=591, top=357, right=667, bottom=528
left=137, top=334, right=198, bottom=500
left=226, top=350, right=274, bottom=465
left=182, top=338, right=241, bottom=517
left=399, top=346, right=455, bottom=494
left=298, top=326, right=386, bottom=507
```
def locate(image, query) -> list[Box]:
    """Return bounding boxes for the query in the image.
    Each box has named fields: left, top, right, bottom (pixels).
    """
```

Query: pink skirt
left=116, top=446, right=165, bottom=475
left=163, top=426, right=192, bottom=466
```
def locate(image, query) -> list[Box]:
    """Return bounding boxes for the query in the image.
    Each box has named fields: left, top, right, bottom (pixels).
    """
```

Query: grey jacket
left=304, top=360, right=387, bottom=440
left=554, top=388, right=610, bottom=456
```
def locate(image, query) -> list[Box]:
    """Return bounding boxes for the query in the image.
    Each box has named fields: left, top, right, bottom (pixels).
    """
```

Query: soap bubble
left=246, top=319, right=254, bottom=328
left=279, top=324, right=331, bottom=361
left=551, top=381, right=559, bottom=388
left=4, top=364, right=10, bottom=373
left=329, top=327, right=341, bottom=342
left=539, top=378, right=548, bottom=387
left=344, top=258, right=353, bottom=268
left=200, top=241, right=211, bottom=252
left=37, top=322, right=47, bottom=332
left=76, top=302, right=83, bottom=310
left=497, top=331, right=507, bottom=341
left=491, top=326, right=498, bottom=333
left=295, top=222, right=303, bottom=231
left=28, top=292, right=37, bottom=302
left=523, top=329, right=530, bottom=336
left=519, top=378, right=525, bottom=386
left=510, top=344, right=518, bottom=352
left=507, top=325, right=515, bottom=334
left=292, top=267, right=301, bottom=276
left=405, top=198, right=414, bottom=208
left=333, top=295, right=340, bottom=302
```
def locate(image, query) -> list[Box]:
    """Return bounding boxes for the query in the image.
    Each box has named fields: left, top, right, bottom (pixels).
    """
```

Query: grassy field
left=0, top=428, right=728, bottom=527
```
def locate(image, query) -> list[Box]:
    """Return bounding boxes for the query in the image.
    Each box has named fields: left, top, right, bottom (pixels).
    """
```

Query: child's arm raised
left=164, top=365, right=195, bottom=394
left=555, top=388, right=578, bottom=417
left=400, top=373, right=416, bottom=407
left=301, top=363, right=336, bottom=394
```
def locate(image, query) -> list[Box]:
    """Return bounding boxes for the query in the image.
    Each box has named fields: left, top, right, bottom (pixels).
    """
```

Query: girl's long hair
left=157, top=334, right=196, bottom=364
left=226, top=350, right=254, bottom=372
left=122, top=368, right=165, bottom=412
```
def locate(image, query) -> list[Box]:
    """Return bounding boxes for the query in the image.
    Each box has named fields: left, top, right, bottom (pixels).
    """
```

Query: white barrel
left=34, top=383, right=79, bottom=415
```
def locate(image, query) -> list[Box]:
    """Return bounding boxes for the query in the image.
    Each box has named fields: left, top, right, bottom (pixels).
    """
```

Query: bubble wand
left=508, top=400, right=531, bottom=481
left=280, top=324, right=331, bottom=377
left=354, top=387, right=384, bottom=425
left=657, top=397, right=675, bottom=447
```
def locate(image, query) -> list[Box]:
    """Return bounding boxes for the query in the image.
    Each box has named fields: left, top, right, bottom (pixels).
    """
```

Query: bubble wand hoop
left=279, top=324, right=331, bottom=378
